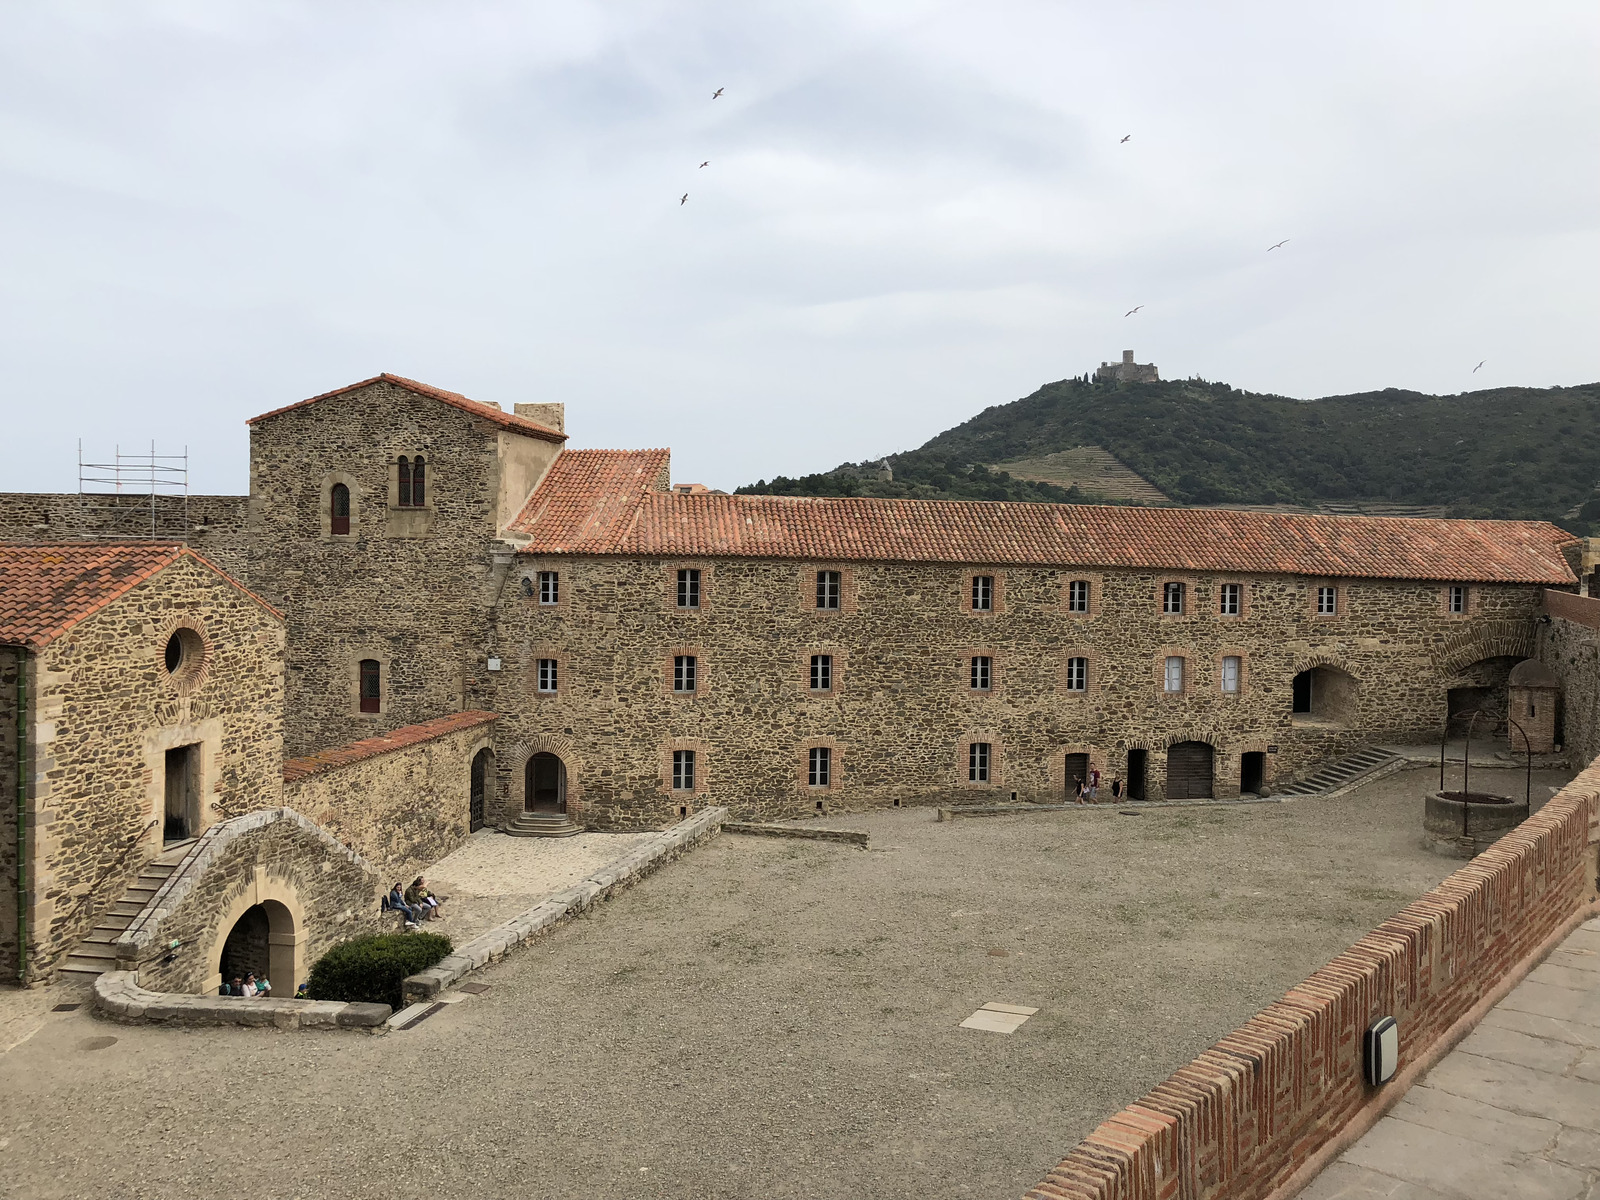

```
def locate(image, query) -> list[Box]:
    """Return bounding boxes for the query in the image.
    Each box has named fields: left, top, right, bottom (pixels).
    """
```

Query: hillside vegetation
left=738, top=377, right=1600, bottom=530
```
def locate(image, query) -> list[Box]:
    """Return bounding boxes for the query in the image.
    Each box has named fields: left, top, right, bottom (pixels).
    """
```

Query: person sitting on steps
left=387, top=881, right=425, bottom=929
left=404, top=876, right=443, bottom=920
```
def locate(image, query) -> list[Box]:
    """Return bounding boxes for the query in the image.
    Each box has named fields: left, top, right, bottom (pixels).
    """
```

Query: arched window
left=397, top=457, right=412, bottom=507
left=359, top=659, right=381, bottom=713
left=330, top=483, right=350, bottom=535
left=396, top=456, right=426, bottom=508
left=411, top=456, right=425, bottom=506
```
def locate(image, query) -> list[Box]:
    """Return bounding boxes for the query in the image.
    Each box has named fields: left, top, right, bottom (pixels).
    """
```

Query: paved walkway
left=1301, top=915, right=1600, bottom=1200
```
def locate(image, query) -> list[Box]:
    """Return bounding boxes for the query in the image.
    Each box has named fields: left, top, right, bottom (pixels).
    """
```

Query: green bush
left=305, top=932, right=452, bottom=1009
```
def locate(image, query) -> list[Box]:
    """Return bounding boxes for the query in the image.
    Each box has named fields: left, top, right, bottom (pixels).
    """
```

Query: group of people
left=219, top=972, right=271, bottom=997
left=1070, top=768, right=1126, bottom=804
left=387, top=877, right=444, bottom=929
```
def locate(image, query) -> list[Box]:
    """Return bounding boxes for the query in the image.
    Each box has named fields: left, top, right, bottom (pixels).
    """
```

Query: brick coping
left=282, top=711, right=498, bottom=783
left=92, top=971, right=390, bottom=1031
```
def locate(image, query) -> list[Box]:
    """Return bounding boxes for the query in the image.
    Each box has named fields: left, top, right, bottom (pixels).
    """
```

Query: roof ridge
left=246, top=374, right=567, bottom=443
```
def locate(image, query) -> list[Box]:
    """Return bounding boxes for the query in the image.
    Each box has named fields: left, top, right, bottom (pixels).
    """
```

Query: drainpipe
left=14, top=649, right=27, bottom=985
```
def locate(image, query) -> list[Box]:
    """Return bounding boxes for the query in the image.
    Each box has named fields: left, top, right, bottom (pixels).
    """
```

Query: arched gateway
left=525, top=752, right=568, bottom=813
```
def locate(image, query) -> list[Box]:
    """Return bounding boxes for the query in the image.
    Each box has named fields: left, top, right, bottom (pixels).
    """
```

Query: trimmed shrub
left=305, top=932, right=452, bottom=1009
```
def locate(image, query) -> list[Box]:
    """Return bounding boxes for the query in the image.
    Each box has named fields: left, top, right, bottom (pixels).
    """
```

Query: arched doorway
left=470, top=747, right=494, bottom=832
left=1063, top=753, right=1089, bottom=800
left=1166, top=742, right=1214, bottom=800
left=1291, top=666, right=1360, bottom=725
left=1446, top=656, right=1520, bottom=736
left=216, top=900, right=296, bottom=995
left=525, top=752, right=567, bottom=813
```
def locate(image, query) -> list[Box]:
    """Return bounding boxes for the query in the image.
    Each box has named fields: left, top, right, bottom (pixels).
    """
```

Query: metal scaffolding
left=77, top=441, right=190, bottom=540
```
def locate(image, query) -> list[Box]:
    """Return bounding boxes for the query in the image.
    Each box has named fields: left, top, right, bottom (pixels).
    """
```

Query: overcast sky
left=2, top=1, right=1597, bottom=495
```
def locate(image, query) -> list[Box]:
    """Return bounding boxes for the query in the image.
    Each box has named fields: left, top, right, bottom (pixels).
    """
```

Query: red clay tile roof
left=512, top=465, right=1577, bottom=584
left=282, top=711, right=499, bottom=783
left=508, top=448, right=671, bottom=547
left=0, top=542, right=283, bottom=650
left=246, top=373, right=567, bottom=443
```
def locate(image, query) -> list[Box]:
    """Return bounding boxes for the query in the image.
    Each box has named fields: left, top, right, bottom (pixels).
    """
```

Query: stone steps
left=58, top=859, right=179, bottom=982
left=1277, top=747, right=1401, bottom=798
left=503, top=810, right=582, bottom=838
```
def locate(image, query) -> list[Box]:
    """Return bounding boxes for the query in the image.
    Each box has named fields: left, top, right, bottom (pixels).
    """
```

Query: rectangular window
left=1219, top=583, right=1241, bottom=616
left=1448, top=585, right=1466, bottom=614
left=808, top=746, right=831, bottom=787
left=970, top=655, right=992, bottom=691
left=358, top=659, right=381, bottom=713
left=816, top=570, right=841, bottom=610
left=1067, top=579, right=1090, bottom=613
left=1163, top=581, right=1186, bottom=614
left=673, top=654, right=697, bottom=693
left=538, top=571, right=559, bottom=606
left=536, top=658, right=558, bottom=693
left=677, top=568, right=701, bottom=609
left=1316, top=585, right=1338, bottom=615
left=968, top=741, right=991, bottom=783
left=1221, top=655, right=1241, bottom=694
left=1164, top=655, right=1184, bottom=693
left=809, top=654, right=832, bottom=692
left=1065, top=657, right=1088, bottom=692
left=971, top=575, right=994, bottom=611
left=672, top=749, right=695, bottom=791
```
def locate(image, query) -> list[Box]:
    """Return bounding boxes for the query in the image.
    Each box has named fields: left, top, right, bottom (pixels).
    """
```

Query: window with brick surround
left=538, top=571, right=559, bottom=606
left=971, top=575, right=994, bottom=611
left=677, top=568, right=701, bottom=609
left=1221, top=656, right=1241, bottom=694
left=1065, top=657, right=1088, bottom=692
left=673, top=654, right=697, bottom=694
left=1448, top=584, right=1467, bottom=614
left=397, top=456, right=426, bottom=507
left=1067, top=579, right=1090, bottom=613
left=970, top=655, right=992, bottom=691
left=537, top=658, right=558, bottom=693
left=1163, top=581, right=1186, bottom=614
left=359, top=659, right=381, bottom=713
left=1219, top=583, right=1241, bottom=616
left=330, top=483, right=350, bottom=535
left=672, top=749, right=696, bottom=791
left=968, top=742, right=991, bottom=783
left=808, top=746, right=831, bottom=787
left=816, top=570, right=842, bottom=610
left=1316, top=585, right=1338, bottom=615
left=810, top=654, right=833, bottom=692
left=1164, top=655, right=1184, bottom=693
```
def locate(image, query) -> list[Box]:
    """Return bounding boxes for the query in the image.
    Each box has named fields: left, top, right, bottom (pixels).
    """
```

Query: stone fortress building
left=0, top=370, right=1587, bottom=988
left=1095, top=349, right=1160, bottom=384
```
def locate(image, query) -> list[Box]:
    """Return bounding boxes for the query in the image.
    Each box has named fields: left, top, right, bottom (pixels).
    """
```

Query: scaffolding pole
left=77, top=440, right=190, bottom=540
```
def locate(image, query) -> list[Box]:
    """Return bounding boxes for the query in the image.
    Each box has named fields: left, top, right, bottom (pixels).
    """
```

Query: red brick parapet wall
left=1026, top=757, right=1600, bottom=1200
left=1544, top=587, right=1600, bottom=630
left=282, top=710, right=498, bottom=783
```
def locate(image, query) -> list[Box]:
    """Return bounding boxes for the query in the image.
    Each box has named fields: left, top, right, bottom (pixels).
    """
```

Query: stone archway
left=525, top=752, right=568, bottom=813
left=217, top=899, right=296, bottom=996
left=470, top=746, right=495, bottom=832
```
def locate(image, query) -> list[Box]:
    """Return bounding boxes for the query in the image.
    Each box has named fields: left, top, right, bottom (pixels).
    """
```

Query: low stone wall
left=402, top=807, right=726, bottom=1004
left=283, top=711, right=497, bottom=881
left=1026, top=755, right=1600, bottom=1200
left=723, top=822, right=869, bottom=846
left=1541, top=589, right=1600, bottom=768
left=93, top=970, right=389, bottom=1031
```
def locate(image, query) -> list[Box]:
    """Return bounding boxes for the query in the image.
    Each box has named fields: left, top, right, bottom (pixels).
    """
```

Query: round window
left=165, top=631, right=185, bottom=674
left=162, top=626, right=208, bottom=691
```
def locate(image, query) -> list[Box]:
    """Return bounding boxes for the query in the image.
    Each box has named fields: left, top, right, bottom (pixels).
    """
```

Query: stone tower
left=1095, top=350, right=1160, bottom=384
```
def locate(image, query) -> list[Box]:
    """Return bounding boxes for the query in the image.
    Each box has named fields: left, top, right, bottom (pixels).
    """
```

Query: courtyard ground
left=0, top=766, right=1575, bottom=1200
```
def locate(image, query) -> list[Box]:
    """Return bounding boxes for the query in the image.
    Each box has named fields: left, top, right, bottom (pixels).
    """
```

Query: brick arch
left=154, top=613, right=212, bottom=698
left=1153, top=727, right=1228, bottom=753
left=504, top=734, right=584, bottom=817
left=1433, top=619, right=1535, bottom=677
left=1289, top=652, right=1362, bottom=679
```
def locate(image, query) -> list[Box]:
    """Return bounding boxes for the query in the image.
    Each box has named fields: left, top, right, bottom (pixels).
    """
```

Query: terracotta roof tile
left=282, top=711, right=499, bottom=783
left=246, top=373, right=567, bottom=443
left=512, top=459, right=1577, bottom=585
left=0, top=542, right=283, bottom=650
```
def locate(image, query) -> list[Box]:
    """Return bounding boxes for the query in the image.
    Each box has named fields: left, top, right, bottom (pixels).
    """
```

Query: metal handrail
left=55, top=818, right=158, bottom=944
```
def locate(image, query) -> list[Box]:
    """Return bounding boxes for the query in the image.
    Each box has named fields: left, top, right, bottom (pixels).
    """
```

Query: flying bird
left=1120, top=134, right=1131, bottom=143
left=1124, top=305, right=1143, bottom=317
left=699, top=161, right=709, bottom=168
left=1473, top=360, right=1485, bottom=373
left=712, top=87, right=724, bottom=99
left=1268, top=239, right=1290, bottom=251
left=680, top=193, right=688, bottom=205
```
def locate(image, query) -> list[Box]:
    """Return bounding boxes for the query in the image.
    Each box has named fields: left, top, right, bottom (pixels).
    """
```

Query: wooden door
left=1165, top=742, right=1214, bottom=800
left=1063, top=753, right=1089, bottom=799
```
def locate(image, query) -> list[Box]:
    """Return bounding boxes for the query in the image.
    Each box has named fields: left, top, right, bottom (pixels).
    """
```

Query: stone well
left=1422, top=791, right=1529, bottom=859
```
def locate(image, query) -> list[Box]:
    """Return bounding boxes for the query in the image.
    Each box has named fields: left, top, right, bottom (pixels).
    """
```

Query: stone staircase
left=503, top=810, right=582, bottom=838
left=1277, top=747, right=1402, bottom=799
left=58, top=841, right=194, bottom=982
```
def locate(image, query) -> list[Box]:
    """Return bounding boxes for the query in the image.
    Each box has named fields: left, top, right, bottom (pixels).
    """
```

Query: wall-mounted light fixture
left=1364, top=1016, right=1399, bottom=1086
left=519, top=576, right=534, bottom=598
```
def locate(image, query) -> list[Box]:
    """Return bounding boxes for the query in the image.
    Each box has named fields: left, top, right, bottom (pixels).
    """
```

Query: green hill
left=737, top=376, right=1600, bottom=532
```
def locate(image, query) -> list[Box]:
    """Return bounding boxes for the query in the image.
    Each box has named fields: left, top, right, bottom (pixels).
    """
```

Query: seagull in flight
left=712, top=87, right=724, bottom=99
left=1473, top=360, right=1485, bottom=373
left=1268, top=239, right=1290, bottom=251
left=699, top=161, right=710, bottom=168
left=1120, top=134, right=1131, bottom=143
left=680, top=193, right=688, bottom=205
left=1124, top=305, right=1143, bottom=317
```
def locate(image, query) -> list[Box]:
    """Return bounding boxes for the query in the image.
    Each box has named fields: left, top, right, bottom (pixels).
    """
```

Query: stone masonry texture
left=0, top=493, right=251, bottom=579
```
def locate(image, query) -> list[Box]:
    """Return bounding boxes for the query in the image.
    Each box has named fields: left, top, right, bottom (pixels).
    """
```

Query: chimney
left=1122, top=350, right=1134, bottom=364
left=514, top=402, right=564, bottom=432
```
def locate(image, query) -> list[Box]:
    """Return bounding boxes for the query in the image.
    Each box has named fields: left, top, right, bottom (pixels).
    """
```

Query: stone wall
left=247, top=379, right=541, bottom=757
left=122, top=808, right=384, bottom=995
left=0, top=647, right=21, bottom=981
left=0, top=493, right=251, bottom=579
left=482, top=556, right=1545, bottom=828
left=1026, top=754, right=1600, bottom=1200
left=282, top=711, right=496, bottom=881
left=24, top=553, right=284, bottom=981
left=1539, top=589, right=1600, bottom=766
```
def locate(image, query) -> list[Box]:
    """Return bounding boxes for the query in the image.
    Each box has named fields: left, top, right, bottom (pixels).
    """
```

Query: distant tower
left=1095, top=350, right=1160, bottom=384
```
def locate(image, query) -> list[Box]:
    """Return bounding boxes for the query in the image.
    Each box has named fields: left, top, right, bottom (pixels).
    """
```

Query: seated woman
left=404, top=876, right=443, bottom=920
left=387, top=882, right=425, bottom=928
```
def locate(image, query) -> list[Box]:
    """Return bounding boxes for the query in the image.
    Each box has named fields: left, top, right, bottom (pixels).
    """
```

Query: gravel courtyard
left=0, top=766, right=1574, bottom=1200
